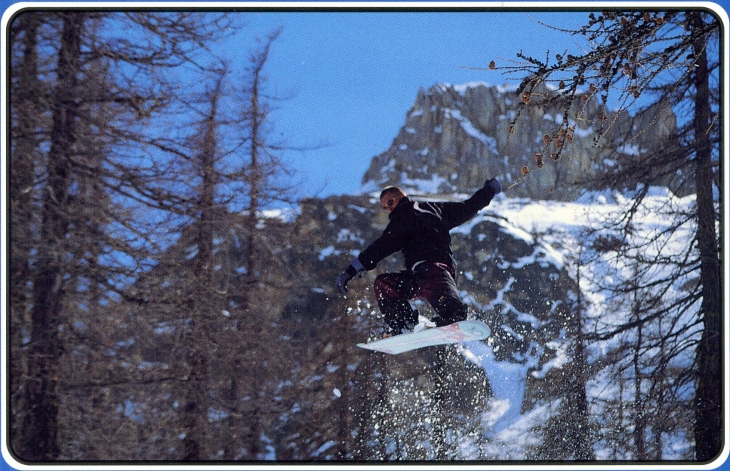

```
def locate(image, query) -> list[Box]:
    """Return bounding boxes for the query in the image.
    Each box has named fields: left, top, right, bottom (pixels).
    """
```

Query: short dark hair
left=379, top=186, right=406, bottom=200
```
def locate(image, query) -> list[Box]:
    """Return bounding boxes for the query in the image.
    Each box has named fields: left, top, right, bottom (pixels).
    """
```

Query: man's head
left=379, top=187, right=406, bottom=214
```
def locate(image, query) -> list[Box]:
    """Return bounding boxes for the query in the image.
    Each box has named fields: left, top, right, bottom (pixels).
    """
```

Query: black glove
left=484, top=177, right=502, bottom=195
left=337, top=258, right=365, bottom=294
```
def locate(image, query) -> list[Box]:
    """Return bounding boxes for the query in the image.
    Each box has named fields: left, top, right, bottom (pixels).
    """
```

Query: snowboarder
left=336, top=178, right=502, bottom=336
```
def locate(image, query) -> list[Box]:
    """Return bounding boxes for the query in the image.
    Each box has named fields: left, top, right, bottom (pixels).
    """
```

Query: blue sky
left=219, top=5, right=728, bottom=198
left=225, top=10, right=597, bottom=197
left=2, top=4, right=727, bottom=198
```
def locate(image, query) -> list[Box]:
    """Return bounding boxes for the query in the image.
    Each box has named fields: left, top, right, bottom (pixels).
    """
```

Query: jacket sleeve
left=356, top=219, right=409, bottom=271
left=441, top=185, right=496, bottom=230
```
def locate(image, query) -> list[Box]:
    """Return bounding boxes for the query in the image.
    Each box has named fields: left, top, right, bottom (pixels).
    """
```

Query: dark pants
left=373, top=262, right=468, bottom=334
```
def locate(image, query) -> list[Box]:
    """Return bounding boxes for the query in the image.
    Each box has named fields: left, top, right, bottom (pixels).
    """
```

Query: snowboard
left=357, top=320, right=490, bottom=355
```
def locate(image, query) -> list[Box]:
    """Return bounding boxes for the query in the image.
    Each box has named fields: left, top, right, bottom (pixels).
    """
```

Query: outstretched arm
left=442, top=178, right=501, bottom=229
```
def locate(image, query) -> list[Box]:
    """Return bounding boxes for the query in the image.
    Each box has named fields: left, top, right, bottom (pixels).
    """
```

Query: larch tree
left=231, top=26, right=298, bottom=459
left=493, top=9, right=721, bottom=461
left=8, top=10, right=230, bottom=460
left=180, top=67, right=227, bottom=460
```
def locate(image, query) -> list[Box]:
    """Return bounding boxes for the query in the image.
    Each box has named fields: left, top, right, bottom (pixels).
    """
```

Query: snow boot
left=380, top=298, right=419, bottom=336
left=430, top=296, right=468, bottom=327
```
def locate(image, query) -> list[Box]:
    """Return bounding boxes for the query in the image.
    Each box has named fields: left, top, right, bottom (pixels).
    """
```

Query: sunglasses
left=382, top=198, right=396, bottom=210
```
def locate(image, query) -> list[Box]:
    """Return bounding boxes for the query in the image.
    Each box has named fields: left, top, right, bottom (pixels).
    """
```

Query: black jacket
left=357, top=185, right=496, bottom=272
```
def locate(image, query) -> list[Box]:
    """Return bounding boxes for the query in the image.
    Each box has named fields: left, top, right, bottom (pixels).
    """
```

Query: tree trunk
left=633, top=324, right=647, bottom=460
left=182, top=74, right=223, bottom=460
left=243, top=56, right=262, bottom=312
left=690, top=12, right=723, bottom=463
left=10, top=10, right=39, bottom=321
left=432, top=347, right=448, bottom=460
left=573, top=258, right=595, bottom=461
left=21, top=12, right=83, bottom=461
left=572, top=311, right=595, bottom=460
left=10, top=11, right=40, bottom=455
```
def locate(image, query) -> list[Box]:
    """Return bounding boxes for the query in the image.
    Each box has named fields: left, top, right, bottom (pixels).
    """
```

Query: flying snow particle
left=333, top=388, right=341, bottom=398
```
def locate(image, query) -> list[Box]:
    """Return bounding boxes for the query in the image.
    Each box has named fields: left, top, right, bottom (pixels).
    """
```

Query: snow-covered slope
left=444, top=187, right=699, bottom=460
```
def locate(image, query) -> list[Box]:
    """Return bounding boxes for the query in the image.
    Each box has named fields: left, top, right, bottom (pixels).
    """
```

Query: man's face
left=380, top=193, right=402, bottom=214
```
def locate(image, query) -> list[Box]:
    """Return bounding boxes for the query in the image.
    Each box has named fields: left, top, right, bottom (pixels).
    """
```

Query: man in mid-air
left=337, top=177, right=502, bottom=336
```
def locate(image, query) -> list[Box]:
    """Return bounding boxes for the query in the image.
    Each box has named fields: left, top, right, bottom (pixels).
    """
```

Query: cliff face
left=361, top=82, right=678, bottom=200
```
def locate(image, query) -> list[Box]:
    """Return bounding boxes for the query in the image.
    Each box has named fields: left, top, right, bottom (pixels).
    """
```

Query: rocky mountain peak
left=361, top=82, right=678, bottom=200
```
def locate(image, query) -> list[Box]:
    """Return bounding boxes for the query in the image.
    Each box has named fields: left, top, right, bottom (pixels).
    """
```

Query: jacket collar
left=388, top=196, right=411, bottom=220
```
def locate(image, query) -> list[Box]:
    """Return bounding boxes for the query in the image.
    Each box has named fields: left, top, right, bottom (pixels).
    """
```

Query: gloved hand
left=337, top=270, right=355, bottom=294
left=484, top=177, right=502, bottom=195
left=337, top=258, right=366, bottom=294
